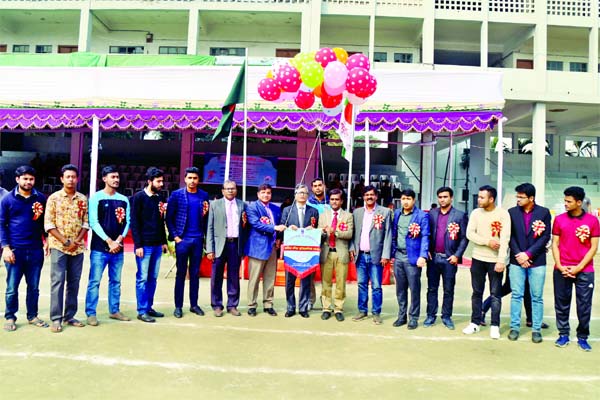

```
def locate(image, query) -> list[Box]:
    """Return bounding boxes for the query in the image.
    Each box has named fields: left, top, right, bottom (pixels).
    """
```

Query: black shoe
left=334, top=312, right=345, bottom=322
left=137, top=313, right=156, bottom=323
left=173, top=308, right=183, bottom=318
left=532, top=332, right=543, bottom=344
left=407, top=319, right=418, bottom=330
left=321, top=311, right=331, bottom=320
left=190, top=306, right=205, bottom=316
left=393, top=319, right=407, bottom=327
left=285, top=310, right=296, bottom=318
left=508, top=329, right=520, bottom=341
left=299, top=311, right=310, bottom=318
left=148, top=309, right=164, bottom=318
left=247, top=308, right=257, bottom=317
left=263, top=308, right=278, bottom=317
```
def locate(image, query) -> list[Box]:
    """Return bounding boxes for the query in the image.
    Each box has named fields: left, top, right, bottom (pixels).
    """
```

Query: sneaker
left=462, top=322, right=480, bottom=335
left=554, top=335, right=570, bottom=348
left=441, top=317, right=455, bottom=330
left=577, top=338, right=592, bottom=352
left=372, top=314, right=383, bottom=325
left=352, top=312, right=368, bottom=322
left=508, top=329, right=519, bottom=341
left=423, top=316, right=436, bottom=327
left=490, top=325, right=500, bottom=340
left=87, top=315, right=99, bottom=326
left=532, top=332, right=543, bottom=344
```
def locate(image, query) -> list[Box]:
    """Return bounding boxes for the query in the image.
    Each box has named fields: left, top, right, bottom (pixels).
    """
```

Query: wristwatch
left=64, top=239, right=72, bottom=247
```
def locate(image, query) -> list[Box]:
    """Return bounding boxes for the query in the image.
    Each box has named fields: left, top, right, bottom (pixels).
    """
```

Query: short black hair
left=311, top=177, right=324, bottom=185
left=400, top=189, right=416, bottom=199
left=184, top=166, right=200, bottom=177
left=101, top=165, right=118, bottom=177
left=329, top=188, right=343, bottom=197
left=61, top=164, right=79, bottom=177
left=15, top=165, right=36, bottom=178
left=145, top=167, right=164, bottom=182
left=564, top=186, right=585, bottom=202
left=515, top=183, right=536, bottom=198
left=437, top=186, right=454, bottom=197
left=363, top=185, right=378, bottom=196
left=479, top=185, right=497, bottom=201
left=258, top=183, right=272, bottom=192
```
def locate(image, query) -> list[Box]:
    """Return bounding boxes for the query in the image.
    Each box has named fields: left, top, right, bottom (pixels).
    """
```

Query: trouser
left=4, top=248, right=44, bottom=321
left=483, top=267, right=533, bottom=322
left=470, top=259, right=503, bottom=326
left=50, top=250, right=84, bottom=322
left=173, top=237, right=203, bottom=309
left=285, top=271, right=313, bottom=313
left=426, top=253, right=458, bottom=319
left=85, top=250, right=124, bottom=316
left=553, top=269, right=594, bottom=339
left=509, top=263, right=545, bottom=332
left=247, top=248, right=277, bottom=308
left=394, top=254, right=422, bottom=321
left=210, top=240, right=241, bottom=310
left=356, top=252, right=383, bottom=314
left=320, top=252, right=348, bottom=313
left=135, top=245, right=162, bottom=315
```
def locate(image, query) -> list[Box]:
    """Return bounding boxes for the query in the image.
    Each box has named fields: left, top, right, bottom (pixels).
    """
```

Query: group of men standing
left=0, top=165, right=596, bottom=352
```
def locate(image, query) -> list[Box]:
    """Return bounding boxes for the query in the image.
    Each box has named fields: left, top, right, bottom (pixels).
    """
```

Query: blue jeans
left=85, top=250, right=124, bottom=316
left=509, top=264, right=545, bottom=332
left=356, top=252, right=383, bottom=314
left=135, top=245, right=163, bottom=315
left=4, top=248, right=44, bottom=321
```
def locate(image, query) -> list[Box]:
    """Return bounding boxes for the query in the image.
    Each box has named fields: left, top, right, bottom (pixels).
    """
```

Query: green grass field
left=0, top=254, right=598, bottom=400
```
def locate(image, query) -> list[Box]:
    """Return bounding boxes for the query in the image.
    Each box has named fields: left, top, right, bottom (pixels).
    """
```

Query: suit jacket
left=392, top=207, right=430, bottom=265
left=245, top=201, right=281, bottom=261
left=318, top=208, right=354, bottom=264
left=508, top=204, right=552, bottom=267
left=427, top=206, right=469, bottom=263
left=280, top=203, right=320, bottom=230
left=350, top=205, right=392, bottom=264
left=206, top=197, right=249, bottom=258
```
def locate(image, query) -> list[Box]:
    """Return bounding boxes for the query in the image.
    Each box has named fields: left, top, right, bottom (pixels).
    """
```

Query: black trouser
left=426, top=254, right=457, bottom=319
left=285, top=271, right=313, bottom=313
left=394, top=254, right=422, bottom=321
left=482, top=266, right=532, bottom=322
left=553, top=270, right=594, bottom=339
left=470, top=259, right=503, bottom=326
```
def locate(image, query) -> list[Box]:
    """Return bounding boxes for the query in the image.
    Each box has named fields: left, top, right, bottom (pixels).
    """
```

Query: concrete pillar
left=533, top=1, right=547, bottom=72
left=70, top=130, right=85, bottom=176
left=187, top=8, right=200, bottom=55
left=179, top=131, right=194, bottom=187
left=531, top=102, right=546, bottom=205
left=301, top=0, right=321, bottom=52
left=420, top=133, right=435, bottom=209
left=296, top=129, right=317, bottom=184
left=589, top=26, right=598, bottom=87
left=480, top=21, right=488, bottom=68
left=422, top=18, right=434, bottom=65
left=78, top=7, right=92, bottom=52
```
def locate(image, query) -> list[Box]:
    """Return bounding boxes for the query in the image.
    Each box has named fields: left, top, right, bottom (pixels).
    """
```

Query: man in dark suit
left=281, top=184, right=320, bottom=318
left=245, top=183, right=286, bottom=317
left=507, top=183, right=551, bottom=343
left=206, top=180, right=249, bottom=317
left=425, top=187, right=468, bottom=330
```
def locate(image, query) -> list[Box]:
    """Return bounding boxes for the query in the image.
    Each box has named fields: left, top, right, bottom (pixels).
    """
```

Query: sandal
left=50, top=321, right=63, bottom=333
left=3, top=319, right=16, bottom=332
left=65, top=318, right=84, bottom=327
left=28, top=317, right=49, bottom=328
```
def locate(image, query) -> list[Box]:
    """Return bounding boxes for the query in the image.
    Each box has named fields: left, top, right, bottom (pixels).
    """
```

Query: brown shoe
left=109, top=312, right=131, bottom=321
left=87, top=316, right=99, bottom=326
left=227, top=307, right=242, bottom=316
left=214, top=308, right=224, bottom=317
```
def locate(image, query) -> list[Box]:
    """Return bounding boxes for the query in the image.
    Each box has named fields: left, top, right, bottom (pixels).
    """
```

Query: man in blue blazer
left=245, top=183, right=286, bottom=317
left=280, top=184, right=320, bottom=318
left=426, top=187, right=468, bottom=330
left=391, top=189, right=429, bottom=329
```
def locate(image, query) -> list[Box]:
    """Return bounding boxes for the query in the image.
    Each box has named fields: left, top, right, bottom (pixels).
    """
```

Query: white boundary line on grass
left=0, top=349, right=598, bottom=382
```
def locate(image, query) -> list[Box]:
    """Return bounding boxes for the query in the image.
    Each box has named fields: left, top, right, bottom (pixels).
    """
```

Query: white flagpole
left=497, top=116, right=507, bottom=207
left=88, top=116, right=100, bottom=248
left=224, top=128, right=233, bottom=181
left=448, top=132, right=453, bottom=188
left=242, top=49, right=249, bottom=202
left=365, top=120, right=370, bottom=186
left=346, top=106, right=357, bottom=209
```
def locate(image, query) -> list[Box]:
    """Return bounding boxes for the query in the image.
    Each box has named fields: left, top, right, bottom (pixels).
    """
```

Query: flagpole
left=346, top=106, right=356, bottom=210
left=365, top=120, right=370, bottom=186
left=224, top=128, right=233, bottom=181
left=242, top=49, right=249, bottom=202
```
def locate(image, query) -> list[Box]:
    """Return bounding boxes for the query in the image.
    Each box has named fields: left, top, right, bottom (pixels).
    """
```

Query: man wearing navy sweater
left=1, top=165, right=49, bottom=332
left=131, top=167, right=168, bottom=323
left=85, top=165, right=131, bottom=326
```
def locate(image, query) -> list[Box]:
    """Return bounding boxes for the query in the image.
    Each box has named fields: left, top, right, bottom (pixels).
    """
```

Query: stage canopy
left=0, top=64, right=504, bottom=134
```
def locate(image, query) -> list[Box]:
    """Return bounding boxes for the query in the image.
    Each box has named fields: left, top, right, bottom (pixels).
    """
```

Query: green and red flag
left=211, top=60, right=246, bottom=141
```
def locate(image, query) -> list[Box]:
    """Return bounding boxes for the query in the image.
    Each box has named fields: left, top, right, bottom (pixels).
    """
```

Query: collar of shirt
left=567, top=210, right=586, bottom=220
left=14, top=188, right=39, bottom=200
left=144, top=188, right=158, bottom=198
left=364, top=206, right=376, bottom=215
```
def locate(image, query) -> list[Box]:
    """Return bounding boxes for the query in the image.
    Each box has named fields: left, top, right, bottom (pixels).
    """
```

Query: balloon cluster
left=257, top=47, right=377, bottom=116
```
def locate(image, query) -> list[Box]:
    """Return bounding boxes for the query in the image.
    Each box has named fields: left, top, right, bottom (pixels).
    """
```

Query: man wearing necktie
left=280, top=184, right=320, bottom=318
left=318, top=189, right=354, bottom=321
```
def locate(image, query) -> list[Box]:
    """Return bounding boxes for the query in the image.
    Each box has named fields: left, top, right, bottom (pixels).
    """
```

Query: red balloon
left=294, top=90, right=315, bottom=110
left=257, top=78, right=282, bottom=102
left=320, top=85, right=343, bottom=108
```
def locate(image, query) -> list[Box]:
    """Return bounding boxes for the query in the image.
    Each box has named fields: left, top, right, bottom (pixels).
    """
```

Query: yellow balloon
left=333, top=47, right=348, bottom=64
left=266, top=70, right=273, bottom=79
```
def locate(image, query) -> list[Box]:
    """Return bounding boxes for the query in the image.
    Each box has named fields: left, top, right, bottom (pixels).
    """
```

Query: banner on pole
left=203, top=153, right=277, bottom=186
left=282, top=228, right=321, bottom=279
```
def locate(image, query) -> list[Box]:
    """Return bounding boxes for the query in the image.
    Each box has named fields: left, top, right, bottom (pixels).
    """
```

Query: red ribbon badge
left=491, top=221, right=502, bottom=237
left=202, top=201, right=209, bottom=217
left=260, top=216, right=271, bottom=225
left=575, top=225, right=591, bottom=243
left=115, top=207, right=126, bottom=224
left=77, top=200, right=86, bottom=219
left=159, top=201, right=167, bottom=218
left=373, top=214, right=384, bottom=230
left=241, top=211, right=248, bottom=228
left=532, top=220, right=545, bottom=238
left=408, top=222, right=420, bottom=238
left=447, top=222, right=460, bottom=240
left=32, top=202, right=44, bottom=221
left=337, top=222, right=348, bottom=232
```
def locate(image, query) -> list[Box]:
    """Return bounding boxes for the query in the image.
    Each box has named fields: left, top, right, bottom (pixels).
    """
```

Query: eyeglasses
left=223, top=187, right=236, bottom=191
left=297, top=192, right=309, bottom=195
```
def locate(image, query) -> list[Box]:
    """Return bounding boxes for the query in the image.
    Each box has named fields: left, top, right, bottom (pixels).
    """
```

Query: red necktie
left=329, top=211, right=338, bottom=248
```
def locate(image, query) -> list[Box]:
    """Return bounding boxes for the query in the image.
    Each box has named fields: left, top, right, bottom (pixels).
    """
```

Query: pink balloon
left=275, top=64, right=301, bottom=92
left=347, top=93, right=367, bottom=106
left=323, top=61, right=348, bottom=91
left=346, top=53, right=371, bottom=71
left=258, top=78, right=282, bottom=101
left=280, top=90, right=298, bottom=101
left=314, top=47, right=338, bottom=68
left=294, top=90, right=315, bottom=110
left=323, top=81, right=345, bottom=96
left=345, top=67, right=370, bottom=96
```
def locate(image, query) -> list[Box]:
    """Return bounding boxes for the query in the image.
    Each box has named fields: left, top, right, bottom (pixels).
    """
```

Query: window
left=109, top=46, right=144, bottom=54
left=58, top=45, right=78, bottom=54
left=394, top=53, right=413, bottom=63
left=373, top=52, right=387, bottom=63
left=490, top=135, right=513, bottom=153
left=0, top=45, right=6, bottom=52
left=159, top=46, right=187, bottom=55
left=35, top=45, right=52, bottom=54
left=12, top=45, right=29, bottom=53
left=276, top=49, right=300, bottom=58
left=210, top=47, right=246, bottom=56
left=546, top=61, right=563, bottom=71
left=569, top=62, right=587, bottom=72
left=565, top=139, right=597, bottom=157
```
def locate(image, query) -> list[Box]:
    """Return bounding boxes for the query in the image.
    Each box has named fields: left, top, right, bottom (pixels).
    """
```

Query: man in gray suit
left=318, top=189, right=353, bottom=321
left=206, top=180, right=248, bottom=317
left=350, top=185, right=392, bottom=325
